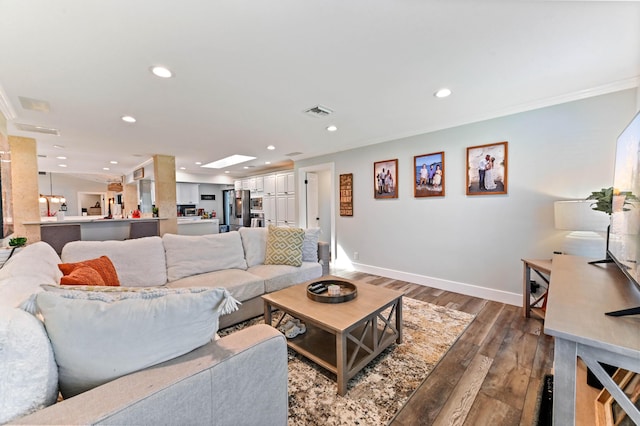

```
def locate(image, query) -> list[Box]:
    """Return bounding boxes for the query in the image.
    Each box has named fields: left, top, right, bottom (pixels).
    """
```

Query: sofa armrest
left=12, top=325, right=288, bottom=426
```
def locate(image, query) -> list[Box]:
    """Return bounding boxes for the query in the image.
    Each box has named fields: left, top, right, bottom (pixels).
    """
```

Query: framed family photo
left=466, top=141, right=508, bottom=195
left=374, top=159, right=398, bottom=199
left=414, top=151, right=445, bottom=197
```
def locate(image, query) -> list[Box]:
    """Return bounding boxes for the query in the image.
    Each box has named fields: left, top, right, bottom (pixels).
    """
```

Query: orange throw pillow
left=60, top=266, right=106, bottom=286
left=59, top=256, right=120, bottom=286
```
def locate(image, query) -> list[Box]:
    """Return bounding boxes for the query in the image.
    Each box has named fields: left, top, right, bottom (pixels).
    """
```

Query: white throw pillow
left=0, top=308, right=58, bottom=424
left=61, top=237, right=168, bottom=287
left=36, top=286, right=239, bottom=398
left=163, top=232, right=248, bottom=282
left=302, top=228, right=321, bottom=262
left=239, top=227, right=268, bottom=267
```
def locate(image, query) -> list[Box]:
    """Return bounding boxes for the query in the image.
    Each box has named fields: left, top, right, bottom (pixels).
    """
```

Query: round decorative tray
left=306, top=279, right=357, bottom=303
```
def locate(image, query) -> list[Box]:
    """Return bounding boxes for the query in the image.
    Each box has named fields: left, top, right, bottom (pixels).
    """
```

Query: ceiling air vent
left=14, top=123, right=60, bottom=136
left=303, top=105, right=333, bottom=118
left=286, top=152, right=303, bottom=157
left=19, top=96, right=51, bottom=113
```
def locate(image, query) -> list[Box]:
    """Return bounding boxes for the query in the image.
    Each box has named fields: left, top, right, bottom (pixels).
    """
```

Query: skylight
left=201, top=155, right=257, bottom=169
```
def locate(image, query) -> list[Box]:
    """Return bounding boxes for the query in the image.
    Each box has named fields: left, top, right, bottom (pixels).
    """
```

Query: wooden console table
left=544, top=254, right=640, bottom=425
left=522, top=258, right=552, bottom=319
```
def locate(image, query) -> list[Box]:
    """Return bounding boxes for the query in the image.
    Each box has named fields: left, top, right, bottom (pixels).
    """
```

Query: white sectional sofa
left=0, top=227, right=326, bottom=424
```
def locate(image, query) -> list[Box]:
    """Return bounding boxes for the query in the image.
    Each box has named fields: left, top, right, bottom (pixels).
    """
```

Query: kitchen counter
left=25, top=216, right=166, bottom=226
left=25, top=217, right=166, bottom=244
left=177, top=218, right=219, bottom=235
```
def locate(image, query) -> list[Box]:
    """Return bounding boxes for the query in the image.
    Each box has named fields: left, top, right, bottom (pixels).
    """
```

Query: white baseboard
left=351, top=262, right=522, bottom=307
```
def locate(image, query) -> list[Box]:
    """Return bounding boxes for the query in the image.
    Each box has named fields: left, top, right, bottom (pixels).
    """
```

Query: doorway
left=297, top=163, right=335, bottom=263
left=78, top=192, right=106, bottom=216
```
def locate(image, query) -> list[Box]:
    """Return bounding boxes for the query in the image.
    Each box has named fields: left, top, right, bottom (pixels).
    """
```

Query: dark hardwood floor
left=331, top=269, right=553, bottom=426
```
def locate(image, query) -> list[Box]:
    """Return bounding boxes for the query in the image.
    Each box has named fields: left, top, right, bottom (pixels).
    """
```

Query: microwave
left=184, top=208, right=197, bottom=216
left=250, top=197, right=263, bottom=210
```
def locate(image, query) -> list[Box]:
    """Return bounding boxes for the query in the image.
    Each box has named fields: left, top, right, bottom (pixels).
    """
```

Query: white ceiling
left=0, top=1, right=638, bottom=183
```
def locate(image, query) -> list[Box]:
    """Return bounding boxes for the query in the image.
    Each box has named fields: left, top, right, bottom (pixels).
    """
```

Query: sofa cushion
left=239, top=227, right=268, bottom=267
left=248, top=262, right=323, bottom=293
left=61, top=237, right=167, bottom=287
left=0, top=242, right=62, bottom=309
left=167, top=268, right=264, bottom=302
left=163, top=232, right=248, bottom=282
left=264, top=226, right=304, bottom=267
left=36, top=285, right=239, bottom=398
left=59, top=256, right=120, bottom=286
left=0, top=242, right=62, bottom=286
left=302, top=228, right=321, bottom=262
left=0, top=308, right=58, bottom=424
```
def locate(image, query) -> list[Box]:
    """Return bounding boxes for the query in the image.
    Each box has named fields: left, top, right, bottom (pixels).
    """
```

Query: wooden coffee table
left=262, top=276, right=403, bottom=395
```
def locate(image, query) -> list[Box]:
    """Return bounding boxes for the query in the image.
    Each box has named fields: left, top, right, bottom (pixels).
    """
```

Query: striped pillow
left=264, top=226, right=305, bottom=267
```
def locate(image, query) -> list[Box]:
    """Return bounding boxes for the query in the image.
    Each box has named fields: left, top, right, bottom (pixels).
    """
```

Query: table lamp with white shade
left=554, top=200, right=611, bottom=258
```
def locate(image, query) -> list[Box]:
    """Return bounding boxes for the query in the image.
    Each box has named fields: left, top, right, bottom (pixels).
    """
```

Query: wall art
left=374, top=159, right=398, bottom=199
left=414, top=151, right=445, bottom=197
left=466, top=141, right=508, bottom=195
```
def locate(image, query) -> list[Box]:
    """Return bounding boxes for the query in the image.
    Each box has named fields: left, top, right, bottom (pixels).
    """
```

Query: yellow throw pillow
left=264, top=225, right=305, bottom=267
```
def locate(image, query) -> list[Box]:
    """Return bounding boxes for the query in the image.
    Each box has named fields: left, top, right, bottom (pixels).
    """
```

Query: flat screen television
left=605, top=110, right=640, bottom=316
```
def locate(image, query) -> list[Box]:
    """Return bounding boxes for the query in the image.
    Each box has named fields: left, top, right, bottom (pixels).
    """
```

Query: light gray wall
left=296, top=89, right=638, bottom=303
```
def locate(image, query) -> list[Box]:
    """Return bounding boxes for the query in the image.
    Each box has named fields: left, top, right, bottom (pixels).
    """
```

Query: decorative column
left=8, top=136, right=41, bottom=242
left=153, top=154, right=177, bottom=235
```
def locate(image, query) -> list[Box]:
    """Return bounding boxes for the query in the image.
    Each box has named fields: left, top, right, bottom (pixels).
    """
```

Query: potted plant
left=586, top=187, right=637, bottom=215
left=152, top=207, right=159, bottom=218
left=8, top=237, right=27, bottom=247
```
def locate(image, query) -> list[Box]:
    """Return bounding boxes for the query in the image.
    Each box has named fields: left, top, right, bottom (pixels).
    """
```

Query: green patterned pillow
left=264, top=225, right=305, bottom=267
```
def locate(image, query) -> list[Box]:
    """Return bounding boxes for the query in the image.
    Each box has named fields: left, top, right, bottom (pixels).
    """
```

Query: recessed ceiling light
left=434, top=88, right=452, bottom=98
left=202, top=154, right=257, bottom=169
left=265, top=161, right=271, bottom=165
left=110, top=160, right=118, bottom=164
left=179, top=167, right=186, bottom=170
left=326, top=125, right=338, bottom=132
left=224, top=171, right=230, bottom=174
left=103, top=167, right=110, bottom=171
left=121, top=115, right=137, bottom=123
left=56, top=156, right=67, bottom=160
left=53, top=144, right=65, bottom=150
left=267, top=145, right=275, bottom=150
left=243, top=166, right=249, bottom=169
left=195, top=161, right=202, bottom=165
left=150, top=66, right=173, bottom=78
left=58, top=164, right=67, bottom=168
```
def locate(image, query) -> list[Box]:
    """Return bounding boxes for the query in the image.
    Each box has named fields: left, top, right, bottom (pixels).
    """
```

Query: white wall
left=38, top=173, right=107, bottom=217
left=197, top=183, right=226, bottom=216
left=296, top=89, right=638, bottom=305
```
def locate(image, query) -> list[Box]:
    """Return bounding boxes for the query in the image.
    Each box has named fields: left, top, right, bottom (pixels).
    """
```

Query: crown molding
left=0, top=84, right=16, bottom=121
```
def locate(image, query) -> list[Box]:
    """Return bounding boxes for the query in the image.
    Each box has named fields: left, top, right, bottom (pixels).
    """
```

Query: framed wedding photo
left=414, top=151, right=445, bottom=197
left=374, top=159, right=398, bottom=199
left=466, top=141, right=508, bottom=195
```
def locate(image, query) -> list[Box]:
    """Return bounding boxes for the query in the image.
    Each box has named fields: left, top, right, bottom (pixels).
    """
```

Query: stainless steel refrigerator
left=222, top=190, right=250, bottom=231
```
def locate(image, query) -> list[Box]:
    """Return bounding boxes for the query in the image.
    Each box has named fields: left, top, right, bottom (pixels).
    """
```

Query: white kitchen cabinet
left=263, top=174, right=276, bottom=195
left=263, top=195, right=276, bottom=226
left=234, top=180, right=242, bottom=190
left=276, top=172, right=295, bottom=195
left=255, top=176, right=264, bottom=192
left=276, top=194, right=296, bottom=227
left=241, top=179, right=250, bottom=190
left=176, top=183, right=200, bottom=205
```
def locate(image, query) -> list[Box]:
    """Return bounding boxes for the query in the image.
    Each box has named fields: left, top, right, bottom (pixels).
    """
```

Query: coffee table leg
left=336, top=332, right=347, bottom=396
left=264, top=301, right=273, bottom=327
